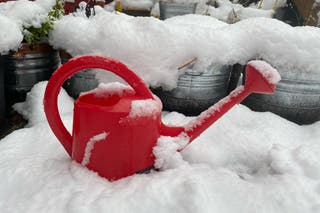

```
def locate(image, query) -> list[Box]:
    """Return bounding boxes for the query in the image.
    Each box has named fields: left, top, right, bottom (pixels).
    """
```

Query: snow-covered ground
left=1, top=82, right=320, bottom=213
left=1, top=1, right=320, bottom=212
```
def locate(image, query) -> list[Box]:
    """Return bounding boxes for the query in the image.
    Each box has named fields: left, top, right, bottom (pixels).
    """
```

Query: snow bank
left=254, top=0, right=287, bottom=10
left=81, top=82, right=135, bottom=98
left=1, top=82, right=320, bottom=212
left=0, top=14, right=22, bottom=54
left=160, top=0, right=202, bottom=3
left=120, top=0, right=154, bottom=10
left=13, top=81, right=74, bottom=127
left=207, top=0, right=274, bottom=23
left=50, top=11, right=320, bottom=89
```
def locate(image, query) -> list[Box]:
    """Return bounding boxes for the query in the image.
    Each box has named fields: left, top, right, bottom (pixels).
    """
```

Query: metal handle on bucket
left=44, top=55, right=154, bottom=156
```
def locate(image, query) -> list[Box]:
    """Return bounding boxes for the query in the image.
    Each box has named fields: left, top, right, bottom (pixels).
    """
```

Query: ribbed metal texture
left=3, top=49, right=60, bottom=106
left=243, top=71, right=320, bottom=124
left=0, top=56, right=5, bottom=123
left=61, top=54, right=98, bottom=99
left=153, top=65, right=231, bottom=115
left=159, top=2, right=197, bottom=20
left=63, top=69, right=99, bottom=98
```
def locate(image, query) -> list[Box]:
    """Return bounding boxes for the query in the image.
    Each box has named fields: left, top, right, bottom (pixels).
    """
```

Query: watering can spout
left=161, top=60, right=281, bottom=143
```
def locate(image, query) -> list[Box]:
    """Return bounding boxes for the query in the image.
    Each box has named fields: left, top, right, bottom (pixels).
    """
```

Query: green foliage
left=24, top=0, right=64, bottom=45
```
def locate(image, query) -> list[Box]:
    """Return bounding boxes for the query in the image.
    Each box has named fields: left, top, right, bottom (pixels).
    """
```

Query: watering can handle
left=44, top=55, right=154, bottom=157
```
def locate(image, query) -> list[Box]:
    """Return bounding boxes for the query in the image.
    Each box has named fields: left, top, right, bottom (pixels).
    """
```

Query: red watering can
left=44, top=55, right=279, bottom=181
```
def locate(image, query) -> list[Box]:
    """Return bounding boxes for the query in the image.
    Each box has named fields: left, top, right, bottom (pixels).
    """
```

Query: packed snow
left=128, top=98, right=161, bottom=119
left=247, top=60, right=281, bottom=84
left=50, top=10, right=320, bottom=89
left=0, top=0, right=57, bottom=53
left=206, top=0, right=275, bottom=23
left=81, top=132, right=108, bottom=166
left=1, top=1, right=320, bottom=212
left=120, top=0, right=154, bottom=10
left=1, top=81, right=320, bottom=213
left=0, top=14, right=22, bottom=54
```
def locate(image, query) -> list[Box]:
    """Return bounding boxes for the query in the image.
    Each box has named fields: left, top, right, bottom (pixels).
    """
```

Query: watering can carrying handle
left=44, top=55, right=155, bottom=157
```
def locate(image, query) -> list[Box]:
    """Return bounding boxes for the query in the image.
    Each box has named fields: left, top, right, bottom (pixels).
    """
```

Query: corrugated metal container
left=0, top=56, right=5, bottom=125
left=60, top=50, right=98, bottom=98
left=243, top=70, right=320, bottom=124
left=122, top=9, right=151, bottom=17
left=152, top=65, right=231, bottom=115
left=63, top=69, right=99, bottom=98
left=2, top=44, right=60, bottom=107
left=159, top=2, right=197, bottom=20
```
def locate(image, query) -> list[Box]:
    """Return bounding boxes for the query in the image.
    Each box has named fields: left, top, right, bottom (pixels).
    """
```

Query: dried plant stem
left=178, top=58, right=197, bottom=70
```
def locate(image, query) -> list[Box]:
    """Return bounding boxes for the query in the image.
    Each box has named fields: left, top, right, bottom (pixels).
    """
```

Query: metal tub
left=243, top=70, right=320, bottom=124
left=0, top=56, right=5, bottom=124
left=63, top=69, right=99, bottom=98
left=152, top=65, right=231, bottom=115
left=2, top=44, right=60, bottom=107
left=159, top=1, right=197, bottom=20
left=60, top=51, right=99, bottom=99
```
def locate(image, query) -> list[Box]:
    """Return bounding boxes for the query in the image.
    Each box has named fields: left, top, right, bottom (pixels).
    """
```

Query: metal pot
left=60, top=50, right=99, bottom=98
left=2, top=43, right=60, bottom=109
left=159, top=1, right=197, bottom=20
left=0, top=56, right=5, bottom=125
left=152, top=65, right=231, bottom=115
left=243, top=69, right=320, bottom=124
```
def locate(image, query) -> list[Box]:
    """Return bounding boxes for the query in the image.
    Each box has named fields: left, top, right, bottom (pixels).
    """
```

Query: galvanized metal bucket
left=159, top=1, right=197, bottom=20
left=0, top=56, right=5, bottom=124
left=2, top=43, right=60, bottom=108
left=60, top=50, right=99, bottom=98
left=63, top=69, right=99, bottom=98
left=243, top=70, right=320, bottom=124
left=152, top=65, right=231, bottom=115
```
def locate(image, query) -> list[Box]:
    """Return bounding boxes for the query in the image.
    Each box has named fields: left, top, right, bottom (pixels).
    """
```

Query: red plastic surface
left=44, top=56, right=154, bottom=156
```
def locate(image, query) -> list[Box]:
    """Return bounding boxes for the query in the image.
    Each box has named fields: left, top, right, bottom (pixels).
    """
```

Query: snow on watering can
left=44, top=55, right=280, bottom=180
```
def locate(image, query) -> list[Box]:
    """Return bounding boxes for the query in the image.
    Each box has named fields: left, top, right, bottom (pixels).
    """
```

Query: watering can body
left=73, top=94, right=162, bottom=180
left=44, top=55, right=279, bottom=181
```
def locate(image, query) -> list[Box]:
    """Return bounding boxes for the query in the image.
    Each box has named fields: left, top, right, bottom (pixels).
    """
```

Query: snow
left=1, top=2, right=320, bottom=212
left=50, top=10, right=320, bottom=90
left=0, top=0, right=51, bottom=28
left=1, top=83, right=320, bottom=212
left=13, top=81, right=74, bottom=127
left=81, top=132, right=108, bottom=166
left=81, top=82, right=135, bottom=98
left=254, top=0, right=287, bottom=10
left=248, top=60, right=281, bottom=84
left=120, top=0, right=154, bottom=10
left=153, top=133, right=189, bottom=170
left=128, top=98, right=161, bottom=119
left=0, top=0, right=57, bottom=53
left=160, top=0, right=201, bottom=4
left=207, top=0, right=274, bottom=23
left=0, top=14, right=23, bottom=54
left=184, top=85, right=245, bottom=132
